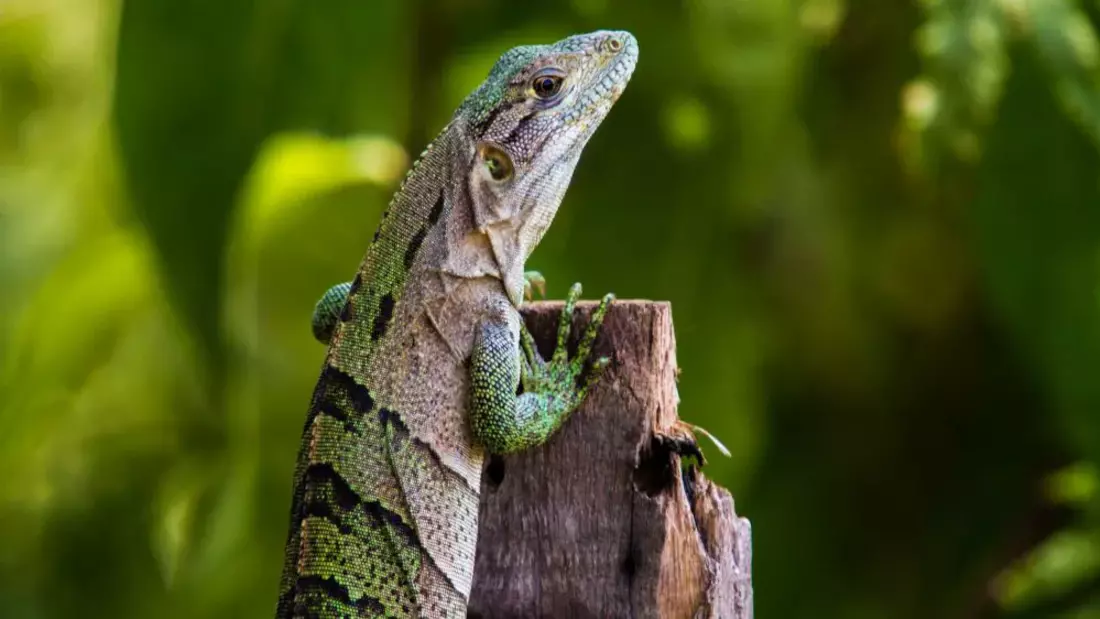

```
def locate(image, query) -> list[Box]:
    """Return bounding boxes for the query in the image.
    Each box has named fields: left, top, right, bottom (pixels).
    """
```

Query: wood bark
left=469, top=301, right=753, bottom=619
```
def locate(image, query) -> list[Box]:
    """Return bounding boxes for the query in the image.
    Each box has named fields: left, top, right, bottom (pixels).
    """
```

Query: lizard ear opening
left=478, top=143, right=514, bottom=182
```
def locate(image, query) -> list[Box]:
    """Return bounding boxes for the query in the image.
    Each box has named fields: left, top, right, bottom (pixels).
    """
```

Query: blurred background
left=3, top=0, right=1100, bottom=617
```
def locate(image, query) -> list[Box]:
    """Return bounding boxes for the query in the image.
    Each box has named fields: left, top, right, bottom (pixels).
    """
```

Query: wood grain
left=469, top=301, right=753, bottom=619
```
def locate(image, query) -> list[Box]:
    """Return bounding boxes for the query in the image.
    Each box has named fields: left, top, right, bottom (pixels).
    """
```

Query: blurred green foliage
left=4, top=0, right=1100, bottom=617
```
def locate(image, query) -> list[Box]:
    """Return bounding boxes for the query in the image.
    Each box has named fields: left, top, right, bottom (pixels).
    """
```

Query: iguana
left=276, top=30, right=638, bottom=618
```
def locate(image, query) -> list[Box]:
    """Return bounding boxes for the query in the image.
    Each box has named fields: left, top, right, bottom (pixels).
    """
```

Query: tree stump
left=469, top=301, right=753, bottom=619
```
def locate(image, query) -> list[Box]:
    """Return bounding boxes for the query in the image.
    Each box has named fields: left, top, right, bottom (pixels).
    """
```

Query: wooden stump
left=469, top=301, right=753, bottom=619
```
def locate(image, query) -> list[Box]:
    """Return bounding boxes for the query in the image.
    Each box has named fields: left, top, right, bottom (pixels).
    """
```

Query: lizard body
left=277, top=31, right=638, bottom=618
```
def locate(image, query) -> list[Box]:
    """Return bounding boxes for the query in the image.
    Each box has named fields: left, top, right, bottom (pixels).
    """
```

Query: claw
left=573, top=354, right=611, bottom=406
left=656, top=421, right=708, bottom=467
left=520, top=320, right=543, bottom=376
left=653, top=420, right=732, bottom=471
left=554, top=283, right=582, bottom=364
left=586, top=353, right=612, bottom=378
left=573, top=292, right=614, bottom=374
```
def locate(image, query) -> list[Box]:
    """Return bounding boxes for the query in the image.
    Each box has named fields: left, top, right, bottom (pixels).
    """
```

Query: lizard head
left=457, top=30, right=638, bottom=306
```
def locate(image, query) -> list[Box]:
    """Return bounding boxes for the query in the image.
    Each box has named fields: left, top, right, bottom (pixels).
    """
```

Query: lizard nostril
left=606, top=37, right=623, bottom=53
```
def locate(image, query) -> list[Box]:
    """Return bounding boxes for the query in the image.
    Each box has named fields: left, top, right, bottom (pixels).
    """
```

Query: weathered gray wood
left=469, top=301, right=753, bottom=619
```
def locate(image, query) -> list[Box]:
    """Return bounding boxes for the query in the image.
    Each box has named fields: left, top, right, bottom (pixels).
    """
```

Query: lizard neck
left=435, top=127, right=581, bottom=307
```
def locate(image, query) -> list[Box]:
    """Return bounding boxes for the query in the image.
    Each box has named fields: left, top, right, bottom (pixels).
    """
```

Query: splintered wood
left=469, top=301, right=753, bottom=619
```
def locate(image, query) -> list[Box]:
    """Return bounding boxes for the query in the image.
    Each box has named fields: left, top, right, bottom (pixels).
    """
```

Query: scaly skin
left=278, top=31, right=638, bottom=618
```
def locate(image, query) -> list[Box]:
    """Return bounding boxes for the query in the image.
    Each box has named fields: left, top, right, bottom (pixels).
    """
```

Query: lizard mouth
left=599, top=32, right=639, bottom=100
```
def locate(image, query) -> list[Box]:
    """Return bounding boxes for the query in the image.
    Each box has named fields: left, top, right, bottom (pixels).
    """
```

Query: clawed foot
left=656, top=421, right=708, bottom=468
left=656, top=421, right=731, bottom=470
left=519, top=282, right=614, bottom=409
left=523, top=270, right=547, bottom=301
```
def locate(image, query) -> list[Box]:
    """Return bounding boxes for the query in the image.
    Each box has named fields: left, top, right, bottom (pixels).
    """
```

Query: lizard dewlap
left=278, top=30, right=637, bottom=619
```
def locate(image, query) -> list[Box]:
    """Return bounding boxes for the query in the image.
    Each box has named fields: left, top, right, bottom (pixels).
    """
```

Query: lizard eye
left=532, top=74, right=563, bottom=99
left=479, top=144, right=513, bottom=181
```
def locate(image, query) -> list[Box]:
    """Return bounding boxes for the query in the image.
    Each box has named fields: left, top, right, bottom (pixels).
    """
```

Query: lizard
left=276, top=30, right=638, bottom=618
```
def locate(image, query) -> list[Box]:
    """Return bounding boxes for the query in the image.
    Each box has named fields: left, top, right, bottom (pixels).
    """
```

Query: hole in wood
left=486, top=454, right=506, bottom=488
left=633, top=436, right=677, bottom=497
left=621, top=552, right=636, bottom=578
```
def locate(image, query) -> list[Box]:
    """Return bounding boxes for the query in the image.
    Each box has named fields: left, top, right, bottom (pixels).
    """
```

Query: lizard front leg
left=471, top=283, right=613, bottom=454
